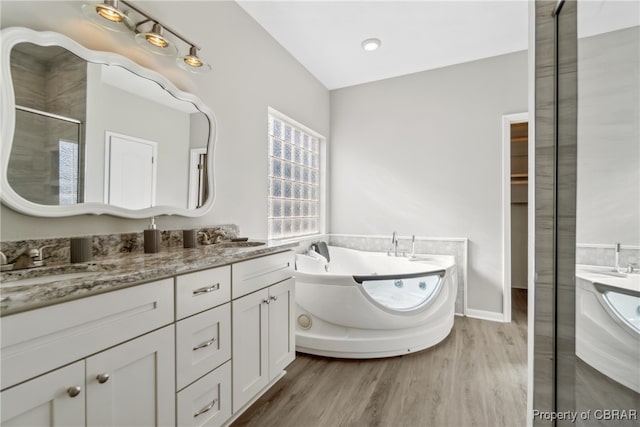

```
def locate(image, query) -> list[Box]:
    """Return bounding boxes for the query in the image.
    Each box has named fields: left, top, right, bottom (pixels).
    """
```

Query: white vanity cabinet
left=0, top=279, right=175, bottom=427
left=231, top=251, right=295, bottom=413
left=0, top=249, right=295, bottom=427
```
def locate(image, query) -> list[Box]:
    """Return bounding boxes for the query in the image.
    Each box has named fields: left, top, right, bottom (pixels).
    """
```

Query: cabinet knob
left=67, top=386, right=82, bottom=397
left=270, top=295, right=278, bottom=302
left=96, top=373, right=110, bottom=384
left=262, top=298, right=270, bottom=305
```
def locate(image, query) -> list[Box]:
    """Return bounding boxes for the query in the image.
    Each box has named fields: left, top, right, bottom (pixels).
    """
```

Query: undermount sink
left=1, top=271, right=98, bottom=287
left=215, top=241, right=266, bottom=248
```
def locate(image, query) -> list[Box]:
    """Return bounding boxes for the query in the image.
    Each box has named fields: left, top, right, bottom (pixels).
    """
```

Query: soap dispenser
left=144, top=217, right=161, bottom=253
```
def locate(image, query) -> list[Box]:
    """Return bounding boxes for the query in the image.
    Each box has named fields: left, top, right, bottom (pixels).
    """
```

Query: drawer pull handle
left=96, top=373, right=110, bottom=384
left=193, top=283, right=220, bottom=296
left=67, top=386, right=82, bottom=397
left=194, top=398, right=218, bottom=418
left=193, top=337, right=217, bottom=351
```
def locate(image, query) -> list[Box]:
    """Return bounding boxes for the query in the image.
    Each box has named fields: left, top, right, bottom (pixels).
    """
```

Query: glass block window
left=268, top=112, right=322, bottom=239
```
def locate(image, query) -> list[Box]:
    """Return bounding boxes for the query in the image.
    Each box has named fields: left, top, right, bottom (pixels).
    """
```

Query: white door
left=0, top=361, right=85, bottom=427
left=268, top=278, right=295, bottom=379
left=232, top=288, right=269, bottom=412
left=86, top=325, right=175, bottom=427
left=106, top=132, right=156, bottom=209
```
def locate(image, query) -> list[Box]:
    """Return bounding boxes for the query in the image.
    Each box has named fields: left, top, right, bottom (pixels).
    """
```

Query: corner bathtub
left=576, top=265, right=640, bottom=393
left=294, top=246, right=457, bottom=358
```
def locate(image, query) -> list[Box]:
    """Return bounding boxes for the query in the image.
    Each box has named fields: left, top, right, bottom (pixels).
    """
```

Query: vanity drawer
left=176, top=266, right=231, bottom=320
left=1, top=279, right=173, bottom=390
left=232, top=251, right=294, bottom=299
left=177, top=360, right=231, bottom=427
left=176, top=303, right=231, bottom=390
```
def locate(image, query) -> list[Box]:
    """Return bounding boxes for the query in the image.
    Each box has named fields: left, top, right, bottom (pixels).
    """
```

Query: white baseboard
left=465, top=308, right=505, bottom=323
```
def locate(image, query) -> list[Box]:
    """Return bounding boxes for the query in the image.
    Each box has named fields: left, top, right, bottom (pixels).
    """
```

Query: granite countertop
left=0, top=240, right=299, bottom=316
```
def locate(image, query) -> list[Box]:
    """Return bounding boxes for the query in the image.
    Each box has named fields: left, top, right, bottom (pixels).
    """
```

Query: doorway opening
left=502, top=113, right=529, bottom=322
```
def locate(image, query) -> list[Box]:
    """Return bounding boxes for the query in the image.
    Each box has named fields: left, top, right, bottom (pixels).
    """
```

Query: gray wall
left=329, top=51, right=528, bottom=314
left=0, top=0, right=330, bottom=239
left=577, top=26, right=640, bottom=246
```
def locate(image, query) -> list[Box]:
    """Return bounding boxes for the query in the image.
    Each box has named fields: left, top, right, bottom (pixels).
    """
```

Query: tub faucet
left=389, top=232, right=399, bottom=257
left=410, top=235, right=416, bottom=258
left=614, top=243, right=621, bottom=272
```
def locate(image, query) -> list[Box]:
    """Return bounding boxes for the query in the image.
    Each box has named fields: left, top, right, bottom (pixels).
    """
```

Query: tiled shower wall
left=576, top=244, right=640, bottom=268
left=9, top=46, right=86, bottom=205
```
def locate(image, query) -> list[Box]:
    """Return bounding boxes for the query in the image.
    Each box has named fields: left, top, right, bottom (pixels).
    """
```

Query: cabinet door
left=268, top=278, right=296, bottom=379
left=86, top=325, right=175, bottom=426
left=0, top=361, right=85, bottom=427
left=232, top=288, right=269, bottom=413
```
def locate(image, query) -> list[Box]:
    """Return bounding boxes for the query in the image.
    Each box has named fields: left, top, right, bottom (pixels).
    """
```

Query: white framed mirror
left=0, top=27, right=216, bottom=218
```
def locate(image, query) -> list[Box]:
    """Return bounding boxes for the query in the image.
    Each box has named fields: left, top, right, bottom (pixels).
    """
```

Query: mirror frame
left=0, top=27, right=217, bottom=218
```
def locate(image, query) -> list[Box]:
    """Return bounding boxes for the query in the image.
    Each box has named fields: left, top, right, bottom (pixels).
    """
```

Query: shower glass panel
left=8, top=108, right=84, bottom=205
left=574, top=0, right=640, bottom=424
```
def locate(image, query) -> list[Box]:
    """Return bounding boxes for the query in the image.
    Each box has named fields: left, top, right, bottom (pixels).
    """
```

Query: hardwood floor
left=232, top=289, right=528, bottom=427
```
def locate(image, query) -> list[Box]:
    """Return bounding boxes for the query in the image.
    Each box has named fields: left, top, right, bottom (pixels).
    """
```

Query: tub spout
left=389, top=232, right=399, bottom=257
left=410, top=235, right=416, bottom=258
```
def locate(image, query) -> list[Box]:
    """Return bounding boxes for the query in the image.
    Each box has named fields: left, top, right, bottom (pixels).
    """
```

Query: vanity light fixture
left=135, top=23, right=177, bottom=56
left=82, top=0, right=134, bottom=32
left=177, top=46, right=212, bottom=73
left=361, top=38, right=382, bottom=52
left=82, top=0, right=211, bottom=72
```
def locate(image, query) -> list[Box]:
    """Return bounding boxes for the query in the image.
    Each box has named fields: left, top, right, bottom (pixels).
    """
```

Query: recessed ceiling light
left=361, top=38, right=381, bottom=52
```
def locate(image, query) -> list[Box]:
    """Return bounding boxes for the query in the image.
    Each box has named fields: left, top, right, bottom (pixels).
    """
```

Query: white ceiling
left=237, top=0, right=639, bottom=90
left=237, top=0, right=529, bottom=90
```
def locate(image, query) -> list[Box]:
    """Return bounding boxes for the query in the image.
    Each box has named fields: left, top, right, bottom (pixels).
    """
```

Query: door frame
left=502, top=112, right=529, bottom=323
left=188, top=148, right=207, bottom=209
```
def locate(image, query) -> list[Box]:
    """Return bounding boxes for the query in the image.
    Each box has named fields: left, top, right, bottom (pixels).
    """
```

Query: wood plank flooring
left=232, top=289, right=528, bottom=427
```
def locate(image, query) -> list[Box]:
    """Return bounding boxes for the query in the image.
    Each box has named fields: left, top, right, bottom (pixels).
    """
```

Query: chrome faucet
left=32, top=244, right=55, bottom=262
left=410, top=235, right=416, bottom=258
left=614, top=243, right=621, bottom=272
left=198, top=231, right=211, bottom=245
left=388, top=232, right=401, bottom=257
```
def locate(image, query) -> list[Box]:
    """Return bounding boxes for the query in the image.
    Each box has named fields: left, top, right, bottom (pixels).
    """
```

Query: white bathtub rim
left=577, top=277, right=639, bottom=340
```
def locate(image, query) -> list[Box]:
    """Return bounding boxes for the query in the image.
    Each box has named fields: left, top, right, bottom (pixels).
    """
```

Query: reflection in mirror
left=1, top=28, right=215, bottom=218
left=576, top=14, right=639, bottom=246
left=574, top=1, right=639, bottom=420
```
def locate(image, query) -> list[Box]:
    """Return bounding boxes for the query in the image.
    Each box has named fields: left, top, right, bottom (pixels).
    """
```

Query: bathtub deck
left=232, top=289, right=528, bottom=427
